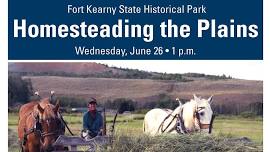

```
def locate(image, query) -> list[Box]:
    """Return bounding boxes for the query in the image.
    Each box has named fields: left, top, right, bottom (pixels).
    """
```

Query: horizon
left=8, top=61, right=263, bottom=81
left=96, top=60, right=263, bottom=81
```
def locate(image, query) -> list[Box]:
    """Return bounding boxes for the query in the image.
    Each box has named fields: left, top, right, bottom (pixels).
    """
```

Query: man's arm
left=82, top=113, right=89, bottom=130
left=100, top=115, right=103, bottom=129
left=98, top=114, right=104, bottom=132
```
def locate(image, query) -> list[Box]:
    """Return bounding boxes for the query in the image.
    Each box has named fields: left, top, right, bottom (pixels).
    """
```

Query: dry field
left=25, top=76, right=262, bottom=105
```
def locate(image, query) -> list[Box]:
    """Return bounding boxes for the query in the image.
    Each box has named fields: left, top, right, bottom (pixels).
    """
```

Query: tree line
left=8, top=74, right=33, bottom=106
left=9, top=67, right=232, bottom=82
left=8, top=74, right=261, bottom=116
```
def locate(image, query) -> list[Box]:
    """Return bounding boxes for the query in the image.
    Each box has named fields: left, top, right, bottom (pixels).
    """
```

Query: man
left=82, top=97, right=103, bottom=140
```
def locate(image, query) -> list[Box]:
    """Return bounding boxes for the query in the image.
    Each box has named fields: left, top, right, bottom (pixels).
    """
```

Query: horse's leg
left=22, top=144, right=29, bottom=152
left=27, top=142, right=39, bottom=152
left=19, top=143, right=24, bottom=152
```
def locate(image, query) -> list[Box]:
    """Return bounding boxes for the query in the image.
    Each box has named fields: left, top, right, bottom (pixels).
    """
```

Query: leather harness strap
left=194, top=110, right=216, bottom=133
left=22, top=112, right=40, bottom=145
left=22, top=111, right=63, bottom=146
left=160, top=113, right=179, bottom=133
left=158, top=107, right=184, bottom=134
left=159, top=106, right=215, bottom=134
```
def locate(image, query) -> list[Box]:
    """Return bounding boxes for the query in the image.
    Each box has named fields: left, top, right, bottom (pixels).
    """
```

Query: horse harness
left=159, top=106, right=215, bottom=134
left=22, top=111, right=64, bottom=146
left=194, top=106, right=216, bottom=134
left=158, top=108, right=186, bottom=134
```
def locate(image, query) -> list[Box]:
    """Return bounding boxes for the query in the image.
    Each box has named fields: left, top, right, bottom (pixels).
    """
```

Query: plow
left=52, top=107, right=118, bottom=152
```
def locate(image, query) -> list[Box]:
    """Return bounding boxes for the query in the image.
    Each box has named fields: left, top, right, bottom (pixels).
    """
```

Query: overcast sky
left=95, top=60, right=263, bottom=80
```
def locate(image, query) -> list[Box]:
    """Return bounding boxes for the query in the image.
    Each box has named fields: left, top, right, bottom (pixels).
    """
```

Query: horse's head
left=181, top=94, right=214, bottom=133
left=192, top=94, right=214, bottom=133
left=35, top=101, right=62, bottom=151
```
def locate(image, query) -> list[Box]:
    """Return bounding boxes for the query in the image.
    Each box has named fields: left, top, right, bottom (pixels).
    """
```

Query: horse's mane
left=39, top=98, right=51, bottom=108
left=33, top=98, right=58, bottom=120
left=181, top=99, right=199, bottom=130
left=181, top=96, right=212, bottom=130
left=182, top=99, right=196, bottom=109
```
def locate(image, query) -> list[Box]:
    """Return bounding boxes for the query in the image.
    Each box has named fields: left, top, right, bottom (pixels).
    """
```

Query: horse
left=143, top=94, right=215, bottom=135
left=17, top=98, right=65, bottom=152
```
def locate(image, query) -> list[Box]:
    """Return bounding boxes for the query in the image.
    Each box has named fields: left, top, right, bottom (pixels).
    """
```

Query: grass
left=107, top=134, right=262, bottom=152
left=8, top=113, right=263, bottom=152
left=214, top=118, right=263, bottom=143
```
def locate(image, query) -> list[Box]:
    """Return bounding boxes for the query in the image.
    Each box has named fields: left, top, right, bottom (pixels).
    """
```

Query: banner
left=9, top=0, right=263, bottom=60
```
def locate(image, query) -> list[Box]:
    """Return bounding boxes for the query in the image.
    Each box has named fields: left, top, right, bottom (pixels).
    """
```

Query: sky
left=95, top=60, right=263, bottom=80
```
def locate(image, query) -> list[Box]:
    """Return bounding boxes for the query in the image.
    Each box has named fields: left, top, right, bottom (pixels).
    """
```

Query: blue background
left=9, top=0, right=263, bottom=60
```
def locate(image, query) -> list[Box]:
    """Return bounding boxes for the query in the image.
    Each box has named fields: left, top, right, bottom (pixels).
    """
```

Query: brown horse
left=18, top=98, right=65, bottom=152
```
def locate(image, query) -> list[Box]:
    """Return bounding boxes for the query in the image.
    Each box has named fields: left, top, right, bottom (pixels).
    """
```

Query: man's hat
left=88, top=97, right=97, bottom=104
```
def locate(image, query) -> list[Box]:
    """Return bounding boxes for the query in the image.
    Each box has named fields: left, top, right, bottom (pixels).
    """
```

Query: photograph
left=5, top=0, right=265, bottom=151
left=8, top=62, right=263, bottom=151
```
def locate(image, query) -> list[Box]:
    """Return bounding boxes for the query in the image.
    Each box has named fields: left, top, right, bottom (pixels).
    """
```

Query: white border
left=263, top=0, right=269, bottom=151
left=2, top=0, right=268, bottom=151
left=1, top=0, right=8, bottom=151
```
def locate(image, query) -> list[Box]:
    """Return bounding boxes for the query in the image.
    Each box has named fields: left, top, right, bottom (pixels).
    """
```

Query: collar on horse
left=194, top=107, right=216, bottom=134
left=159, top=106, right=216, bottom=134
left=159, top=112, right=179, bottom=133
left=22, top=111, right=63, bottom=146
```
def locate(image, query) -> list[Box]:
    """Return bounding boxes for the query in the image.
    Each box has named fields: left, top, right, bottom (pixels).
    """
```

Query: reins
left=208, top=114, right=216, bottom=134
left=110, top=109, right=119, bottom=137
left=41, top=130, right=63, bottom=137
left=22, top=112, right=41, bottom=146
left=159, top=113, right=179, bottom=133
left=194, top=107, right=216, bottom=133
left=159, top=104, right=215, bottom=134
left=21, top=109, right=65, bottom=146
left=59, top=113, right=74, bottom=136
